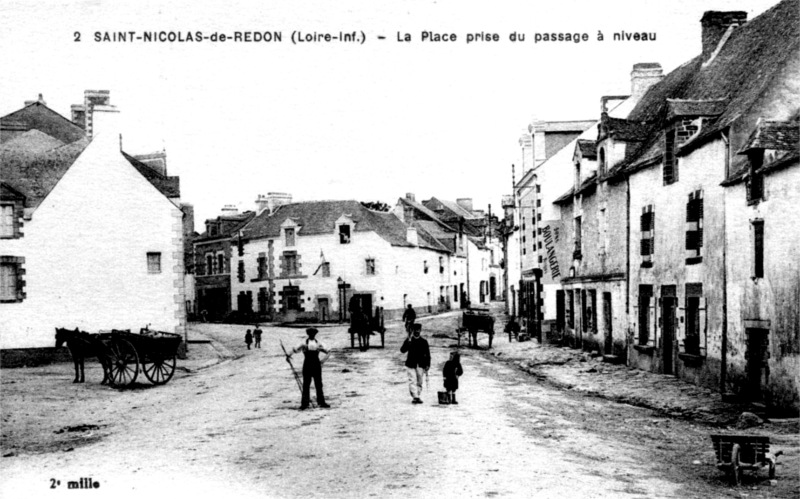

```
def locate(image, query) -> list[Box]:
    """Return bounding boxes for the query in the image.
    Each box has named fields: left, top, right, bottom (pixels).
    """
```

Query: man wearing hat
left=400, top=323, right=430, bottom=404
left=287, top=327, right=330, bottom=409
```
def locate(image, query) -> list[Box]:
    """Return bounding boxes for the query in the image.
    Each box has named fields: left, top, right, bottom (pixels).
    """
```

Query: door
left=603, top=292, right=613, bottom=354
left=317, top=298, right=329, bottom=322
left=661, top=297, right=677, bottom=375
left=746, top=329, right=769, bottom=401
left=556, top=290, right=565, bottom=333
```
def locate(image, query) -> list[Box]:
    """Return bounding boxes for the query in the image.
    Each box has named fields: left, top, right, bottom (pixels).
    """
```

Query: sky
left=0, top=0, right=781, bottom=226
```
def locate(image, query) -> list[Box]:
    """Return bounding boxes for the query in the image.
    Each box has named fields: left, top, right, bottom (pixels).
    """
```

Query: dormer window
left=598, top=148, right=606, bottom=176
left=285, top=227, right=296, bottom=247
left=339, top=225, right=351, bottom=244
left=663, top=129, right=677, bottom=185
left=746, top=151, right=764, bottom=204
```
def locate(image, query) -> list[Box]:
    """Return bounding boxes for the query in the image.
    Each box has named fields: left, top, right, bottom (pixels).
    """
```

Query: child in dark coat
left=442, top=351, right=463, bottom=404
left=245, top=329, right=253, bottom=350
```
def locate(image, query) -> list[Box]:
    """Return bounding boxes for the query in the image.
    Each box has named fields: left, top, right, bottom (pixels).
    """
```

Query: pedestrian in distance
left=253, top=324, right=263, bottom=349
left=443, top=351, right=463, bottom=404
left=402, top=304, right=417, bottom=334
left=244, top=329, right=253, bottom=350
left=504, top=316, right=521, bottom=342
left=400, top=323, right=430, bottom=404
left=287, top=327, right=330, bottom=410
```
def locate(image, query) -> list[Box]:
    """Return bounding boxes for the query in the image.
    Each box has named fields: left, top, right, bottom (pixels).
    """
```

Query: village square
left=1, top=0, right=799, bottom=497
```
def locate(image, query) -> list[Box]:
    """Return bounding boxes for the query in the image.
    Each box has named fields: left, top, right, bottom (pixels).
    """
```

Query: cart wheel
left=108, top=339, right=139, bottom=387
left=142, top=355, right=176, bottom=385
left=730, top=444, right=742, bottom=486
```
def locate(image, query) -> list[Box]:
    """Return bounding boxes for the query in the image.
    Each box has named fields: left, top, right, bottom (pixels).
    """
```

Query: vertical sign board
left=539, top=220, right=567, bottom=286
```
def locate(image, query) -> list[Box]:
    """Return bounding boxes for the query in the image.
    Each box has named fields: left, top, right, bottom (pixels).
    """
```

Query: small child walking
left=442, top=351, right=463, bottom=404
left=245, top=329, right=253, bottom=350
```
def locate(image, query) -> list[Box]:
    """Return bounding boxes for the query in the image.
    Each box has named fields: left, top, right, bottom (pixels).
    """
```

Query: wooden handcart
left=100, top=328, right=183, bottom=387
left=710, top=433, right=782, bottom=485
left=458, top=308, right=495, bottom=348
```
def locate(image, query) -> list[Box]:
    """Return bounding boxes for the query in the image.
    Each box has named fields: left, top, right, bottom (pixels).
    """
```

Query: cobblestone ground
left=1, top=307, right=797, bottom=498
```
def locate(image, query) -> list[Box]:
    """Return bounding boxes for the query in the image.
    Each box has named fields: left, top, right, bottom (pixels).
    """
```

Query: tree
left=360, top=201, right=390, bottom=212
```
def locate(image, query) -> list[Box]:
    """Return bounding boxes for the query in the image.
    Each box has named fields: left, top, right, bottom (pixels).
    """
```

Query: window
left=424, top=260, right=429, bottom=274
left=321, top=262, right=330, bottom=278
left=567, top=290, right=574, bottom=329
left=638, top=285, right=653, bottom=346
left=663, top=129, right=677, bottom=185
left=581, top=289, right=588, bottom=332
left=753, top=221, right=764, bottom=279
left=0, top=260, right=23, bottom=302
left=588, top=289, right=597, bottom=334
left=573, top=216, right=582, bottom=259
left=147, top=252, right=162, bottom=274
left=439, top=256, right=445, bottom=274
left=339, top=225, right=351, bottom=244
left=1, top=205, right=16, bottom=238
left=685, top=190, right=704, bottom=264
left=284, top=253, right=298, bottom=275
left=258, top=287, right=268, bottom=314
left=217, top=254, right=225, bottom=274
left=206, top=255, right=213, bottom=275
left=237, top=260, right=245, bottom=283
left=453, top=285, right=458, bottom=302
left=684, top=283, right=704, bottom=356
left=285, top=227, right=295, bottom=247
left=746, top=151, right=764, bottom=204
left=598, top=148, right=606, bottom=176
left=640, top=205, right=655, bottom=267
left=366, top=258, right=376, bottom=275
left=257, top=253, right=267, bottom=280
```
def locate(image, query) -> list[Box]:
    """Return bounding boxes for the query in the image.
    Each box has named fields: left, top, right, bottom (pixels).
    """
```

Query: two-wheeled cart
left=100, top=329, right=183, bottom=387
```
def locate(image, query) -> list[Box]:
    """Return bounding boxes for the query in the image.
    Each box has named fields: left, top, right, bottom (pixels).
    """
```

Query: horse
left=351, top=311, right=371, bottom=351
left=54, top=328, right=111, bottom=384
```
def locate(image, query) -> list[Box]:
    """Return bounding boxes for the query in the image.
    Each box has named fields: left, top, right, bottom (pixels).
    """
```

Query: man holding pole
left=286, top=328, right=330, bottom=410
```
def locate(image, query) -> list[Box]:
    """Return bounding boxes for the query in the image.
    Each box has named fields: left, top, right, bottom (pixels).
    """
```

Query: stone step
left=602, top=354, right=623, bottom=364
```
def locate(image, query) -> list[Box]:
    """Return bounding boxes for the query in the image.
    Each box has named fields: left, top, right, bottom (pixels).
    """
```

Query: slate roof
left=0, top=103, right=181, bottom=207
left=607, top=0, right=799, bottom=181
left=242, top=200, right=415, bottom=248
left=553, top=187, right=575, bottom=205
left=426, top=198, right=482, bottom=220
left=666, top=99, right=727, bottom=121
left=194, top=212, right=255, bottom=243
left=397, top=196, right=455, bottom=230
left=413, top=222, right=451, bottom=253
left=738, top=120, right=800, bottom=153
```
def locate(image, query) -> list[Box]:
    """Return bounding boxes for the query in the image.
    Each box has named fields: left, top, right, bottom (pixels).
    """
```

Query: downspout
left=625, top=176, right=631, bottom=364
left=720, top=132, right=730, bottom=395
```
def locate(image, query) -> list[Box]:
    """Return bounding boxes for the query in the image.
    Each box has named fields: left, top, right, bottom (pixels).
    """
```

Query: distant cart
left=458, top=308, right=495, bottom=348
left=710, top=433, right=782, bottom=485
left=99, top=329, right=183, bottom=387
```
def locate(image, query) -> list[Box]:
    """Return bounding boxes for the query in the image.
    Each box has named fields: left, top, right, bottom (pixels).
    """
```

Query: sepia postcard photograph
left=1, top=0, right=798, bottom=497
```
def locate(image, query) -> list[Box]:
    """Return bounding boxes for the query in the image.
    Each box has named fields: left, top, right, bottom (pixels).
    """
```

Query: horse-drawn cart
left=458, top=308, right=495, bottom=348
left=100, top=329, right=183, bottom=387
left=710, top=433, right=782, bottom=485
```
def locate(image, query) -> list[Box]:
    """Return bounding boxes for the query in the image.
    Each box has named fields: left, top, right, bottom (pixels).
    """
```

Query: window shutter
left=640, top=212, right=649, bottom=232
left=649, top=303, right=656, bottom=347
left=698, top=297, right=707, bottom=354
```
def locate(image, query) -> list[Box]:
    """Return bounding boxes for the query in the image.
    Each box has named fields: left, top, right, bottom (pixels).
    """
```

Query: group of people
left=244, top=325, right=263, bottom=350
left=250, top=303, right=468, bottom=410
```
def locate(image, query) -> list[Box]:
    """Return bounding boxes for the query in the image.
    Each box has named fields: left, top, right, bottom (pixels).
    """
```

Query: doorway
left=603, top=292, right=613, bottom=355
left=661, top=289, right=677, bottom=375
left=745, top=328, right=769, bottom=401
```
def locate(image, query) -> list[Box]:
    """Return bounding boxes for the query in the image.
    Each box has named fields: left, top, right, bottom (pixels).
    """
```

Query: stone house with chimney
left=231, top=196, right=456, bottom=323
left=193, top=205, right=255, bottom=321
left=0, top=91, right=188, bottom=352
left=597, top=1, right=799, bottom=411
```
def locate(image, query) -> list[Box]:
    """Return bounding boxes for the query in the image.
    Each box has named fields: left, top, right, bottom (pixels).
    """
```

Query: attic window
left=339, top=225, right=351, bottom=244
left=0, top=205, right=17, bottom=238
left=663, top=129, right=677, bottom=185
left=285, top=227, right=296, bottom=247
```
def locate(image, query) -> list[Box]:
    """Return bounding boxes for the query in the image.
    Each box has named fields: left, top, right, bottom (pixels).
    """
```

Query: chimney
left=456, top=198, right=473, bottom=213
left=406, top=227, right=418, bottom=246
left=701, top=11, right=746, bottom=62
left=405, top=192, right=415, bottom=202
left=255, top=193, right=292, bottom=215
left=71, top=105, right=86, bottom=129
left=221, top=204, right=239, bottom=217
left=24, top=93, right=46, bottom=107
left=83, top=90, right=112, bottom=138
left=630, top=63, right=663, bottom=100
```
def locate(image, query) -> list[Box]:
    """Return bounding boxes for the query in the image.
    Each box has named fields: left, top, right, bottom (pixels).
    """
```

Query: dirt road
left=1, top=312, right=796, bottom=498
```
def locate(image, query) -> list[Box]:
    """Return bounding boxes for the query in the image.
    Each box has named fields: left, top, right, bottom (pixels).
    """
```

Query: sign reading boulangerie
left=540, top=220, right=567, bottom=286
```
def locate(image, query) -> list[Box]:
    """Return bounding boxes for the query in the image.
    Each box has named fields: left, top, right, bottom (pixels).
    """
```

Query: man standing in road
left=253, top=324, right=263, bottom=349
left=287, top=327, right=330, bottom=410
left=402, top=304, right=416, bottom=334
left=400, top=323, right=430, bottom=404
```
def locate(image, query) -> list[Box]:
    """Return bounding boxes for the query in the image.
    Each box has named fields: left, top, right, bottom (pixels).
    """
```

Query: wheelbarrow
left=710, top=434, right=782, bottom=485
